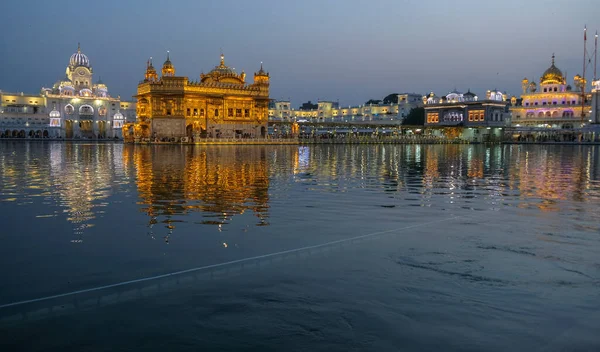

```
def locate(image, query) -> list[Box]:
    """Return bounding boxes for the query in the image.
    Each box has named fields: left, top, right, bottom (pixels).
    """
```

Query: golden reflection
left=129, top=145, right=270, bottom=231
left=510, top=147, right=590, bottom=212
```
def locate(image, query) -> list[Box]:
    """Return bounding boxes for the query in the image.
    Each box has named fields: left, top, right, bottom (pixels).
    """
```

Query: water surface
left=1, top=142, right=599, bottom=351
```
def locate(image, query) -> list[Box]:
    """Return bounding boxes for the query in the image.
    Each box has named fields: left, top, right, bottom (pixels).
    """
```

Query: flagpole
left=582, top=25, right=587, bottom=120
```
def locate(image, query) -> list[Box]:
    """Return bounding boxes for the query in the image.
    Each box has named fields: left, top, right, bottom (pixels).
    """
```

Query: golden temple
left=129, top=53, right=270, bottom=141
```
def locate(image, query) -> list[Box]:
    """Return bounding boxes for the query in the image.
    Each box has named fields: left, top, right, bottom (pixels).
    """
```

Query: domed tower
left=93, top=77, right=108, bottom=97
left=66, top=43, right=93, bottom=92
left=253, top=62, right=269, bottom=85
left=574, top=74, right=586, bottom=92
left=162, top=51, right=175, bottom=77
left=521, top=78, right=529, bottom=94
left=540, top=54, right=566, bottom=85
left=145, top=57, right=158, bottom=82
left=529, top=81, right=537, bottom=93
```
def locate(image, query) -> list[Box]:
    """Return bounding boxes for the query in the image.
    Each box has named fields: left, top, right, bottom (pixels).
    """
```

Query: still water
left=1, top=142, right=600, bottom=351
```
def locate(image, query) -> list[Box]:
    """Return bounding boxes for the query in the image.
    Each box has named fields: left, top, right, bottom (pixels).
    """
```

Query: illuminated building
left=510, top=55, right=591, bottom=129
left=132, top=53, right=269, bottom=141
left=0, top=44, right=135, bottom=139
left=592, top=79, right=600, bottom=124
left=268, top=94, right=422, bottom=122
left=423, top=89, right=509, bottom=141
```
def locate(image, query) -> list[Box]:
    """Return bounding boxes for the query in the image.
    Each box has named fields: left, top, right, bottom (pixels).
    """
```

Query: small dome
left=49, top=108, right=61, bottom=118
left=540, top=54, right=564, bottom=84
left=113, top=110, right=124, bottom=120
left=464, top=89, right=476, bottom=97
left=69, top=43, right=90, bottom=68
left=162, top=52, right=175, bottom=76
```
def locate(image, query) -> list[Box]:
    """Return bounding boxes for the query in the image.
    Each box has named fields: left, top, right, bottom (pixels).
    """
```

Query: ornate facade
left=0, top=44, right=135, bottom=139
left=510, top=55, right=591, bottom=129
left=132, top=53, right=270, bottom=141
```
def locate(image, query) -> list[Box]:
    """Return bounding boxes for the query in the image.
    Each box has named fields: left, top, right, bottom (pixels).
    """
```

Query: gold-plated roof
left=540, top=54, right=565, bottom=84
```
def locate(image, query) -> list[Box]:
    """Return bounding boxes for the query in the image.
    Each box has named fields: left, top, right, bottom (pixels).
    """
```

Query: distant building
left=591, top=79, right=600, bottom=124
left=268, top=93, right=422, bottom=123
left=0, top=44, right=135, bottom=139
left=509, top=55, right=591, bottom=129
left=423, top=89, right=509, bottom=141
left=132, top=53, right=269, bottom=141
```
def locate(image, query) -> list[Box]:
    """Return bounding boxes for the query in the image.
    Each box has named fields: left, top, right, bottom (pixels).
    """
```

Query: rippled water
left=1, top=141, right=600, bottom=351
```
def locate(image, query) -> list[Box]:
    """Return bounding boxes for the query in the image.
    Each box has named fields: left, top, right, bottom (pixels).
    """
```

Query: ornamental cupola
left=162, top=51, right=175, bottom=77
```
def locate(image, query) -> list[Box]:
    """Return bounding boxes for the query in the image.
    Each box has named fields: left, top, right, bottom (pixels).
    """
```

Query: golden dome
left=162, top=51, right=175, bottom=77
left=145, top=57, right=158, bottom=82
left=540, top=54, right=565, bottom=84
left=200, top=53, right=245, bottom=84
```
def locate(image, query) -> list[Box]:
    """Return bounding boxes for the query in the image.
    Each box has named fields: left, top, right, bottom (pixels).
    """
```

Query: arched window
left=79, top=105, right=94, bottom=115
left=65, top=104, right=74, bottom=115
left=215, top=109, right=219, bottom=117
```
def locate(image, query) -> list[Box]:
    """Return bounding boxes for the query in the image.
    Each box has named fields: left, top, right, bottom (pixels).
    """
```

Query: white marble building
left=1, top=44, right=134, bottom=139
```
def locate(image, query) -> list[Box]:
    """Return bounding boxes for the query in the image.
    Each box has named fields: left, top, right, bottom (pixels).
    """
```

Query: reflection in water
left=1, top=142, right=600, bottom=348
left=1, top=143, right=599, bottom=244
left=127, top=145, right=272, bottom=240
left=0, top=142, right=127, bottom=241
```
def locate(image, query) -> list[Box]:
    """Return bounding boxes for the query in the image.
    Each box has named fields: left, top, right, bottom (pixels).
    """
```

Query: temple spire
left=77, top=42, right=81, bottom=53
left=552, top=53, right=555, bottom=65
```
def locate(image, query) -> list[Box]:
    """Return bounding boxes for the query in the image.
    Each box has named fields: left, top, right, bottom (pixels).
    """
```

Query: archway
left=186, top=124, right=193, bottom=139
left=43, top=130, right=49, bottom=138
left=65, top=120, right=73, bottom=139
left=98, top=121, right=107, bottom=139
left=12, top=130, right=18, bottom=138
left=29, top=130, right=34, bottom=138
left=261, top=126, right=266, bottom=138
left=5, top=129, right=10, bottom=138
left=79, top=121, right=93, bottom=139
left=36, top=130, right=42, bottom=138
left=19, top=130, right=26, bottom=138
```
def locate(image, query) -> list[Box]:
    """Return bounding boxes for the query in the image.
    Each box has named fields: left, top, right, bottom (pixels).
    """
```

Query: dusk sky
left=1, top=0, right=599, bottom=107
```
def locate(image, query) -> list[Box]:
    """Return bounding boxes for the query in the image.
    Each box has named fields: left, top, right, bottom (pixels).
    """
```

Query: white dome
left=49, top=108, right=61, bottom=118
left=69, top=44, right=90, bottom=68
left=113, top=111, right=124, bottom=120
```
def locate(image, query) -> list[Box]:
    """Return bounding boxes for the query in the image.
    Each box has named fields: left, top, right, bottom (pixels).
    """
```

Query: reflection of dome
left=69, top=43, right=90, bottom=68
left=540, top=54, right=565, bottom=84
left=113, top=110, right=124, bottom=120
left=49, top=108, right=61, bottom=118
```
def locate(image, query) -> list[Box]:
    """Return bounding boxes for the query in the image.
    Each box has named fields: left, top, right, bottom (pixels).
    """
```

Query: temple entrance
left=98, top=121, right=107, bottom=139
left=79, top=121, right=93, bottom=139
left=65, top=120, right=74, bottom=139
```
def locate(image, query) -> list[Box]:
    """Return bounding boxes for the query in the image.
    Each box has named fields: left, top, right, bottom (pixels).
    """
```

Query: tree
left=365, top=99, right=381, bottom=105
left=402, top=107, right=425, bottom=125
left=382, top=93, right=399, bottom=104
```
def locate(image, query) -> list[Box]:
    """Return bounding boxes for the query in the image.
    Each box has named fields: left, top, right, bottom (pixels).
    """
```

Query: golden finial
left=77, top=42, right=81, bottom=53
left=166, top=50, right=170, bottom=61
left=551, top=53, right=555, bottom=65
left=220, top=52, right=225, bottom=67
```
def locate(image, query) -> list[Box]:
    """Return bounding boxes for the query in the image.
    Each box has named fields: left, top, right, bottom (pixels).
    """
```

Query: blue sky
left=1, top=0, right=599, bottom=106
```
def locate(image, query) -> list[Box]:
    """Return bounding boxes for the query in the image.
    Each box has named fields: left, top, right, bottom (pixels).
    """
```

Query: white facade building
left=0, top=44, right=135, bottom=139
